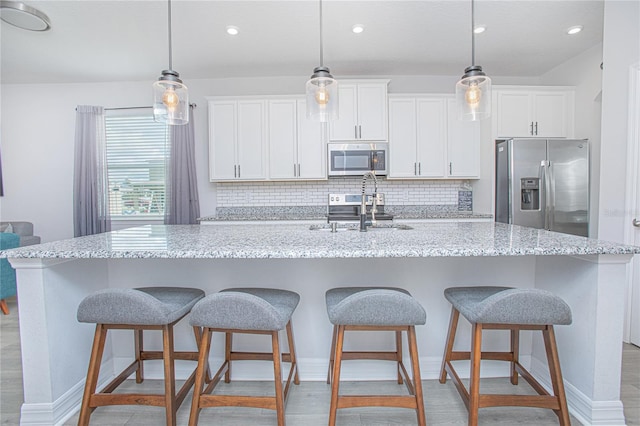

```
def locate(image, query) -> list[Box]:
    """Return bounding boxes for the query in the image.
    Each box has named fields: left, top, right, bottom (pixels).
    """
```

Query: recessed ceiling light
left=0, top=1, right=50, bottom=31
left=352, top=24, right=364, bottom=34
left=566, top=25, right=583, bottom=35
left=473, top=25, right=486, bottom=34
left=226, top=25, right=239, bottom=36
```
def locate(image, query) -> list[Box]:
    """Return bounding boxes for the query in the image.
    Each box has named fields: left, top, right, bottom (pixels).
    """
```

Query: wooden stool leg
left=134, top=328, right=144, bottom=383
left=468, top=323, right=483, bottom=426
left=162, top=325, right=177, bottom=426
left=408, top=326, right=426, bottom=426
left=543, top=326, right=571, bottom=426
left=272, top=330, right=286, bottom=426
left=510, top=327, right=519, bottom=385
left=328, top=325, right=345, bottom=426
left=0, top=299, right=9, bottom=315
left=78, top=324, right=108, bottom=426
left=439, top=307, right=460, bottom=383
left=327, top=325, right=337, bottom=384
left=192, top=326, right=212, bottom=383
left=286, top=320, right=300, bottom=385
left=396, top=330, right=404, bottom=384
left=189, top=329, right=212, bottom=426
left=225, top=331, right=232, bottom=383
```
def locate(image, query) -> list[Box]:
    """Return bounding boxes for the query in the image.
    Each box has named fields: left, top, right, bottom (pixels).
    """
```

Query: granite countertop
left=2, top=222, right=638, bottom=260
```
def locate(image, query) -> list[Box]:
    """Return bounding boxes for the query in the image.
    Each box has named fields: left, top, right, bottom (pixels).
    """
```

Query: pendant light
left=455, top=0, right=491, bottom=121
left=305, top=0, right=338, bottom=122
left=153, top=0, right=189, bottom=125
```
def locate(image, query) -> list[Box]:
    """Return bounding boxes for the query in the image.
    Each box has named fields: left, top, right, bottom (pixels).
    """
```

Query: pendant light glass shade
left=456, top=0, right=491, bottom=121
left=153, top=70, right=189, bottom=125
left=455, top=65, right=491, bottom=121
left=305, top=0, right=338, bottom=122
left=153, top=0, right=189, bottom=125
left=306, top=66, right=338, bottom=122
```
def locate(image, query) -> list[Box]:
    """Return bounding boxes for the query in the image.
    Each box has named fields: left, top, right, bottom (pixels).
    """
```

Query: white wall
left=598, top=0, right=640, bottom=243
left=539, top=44, right=604, bottom=237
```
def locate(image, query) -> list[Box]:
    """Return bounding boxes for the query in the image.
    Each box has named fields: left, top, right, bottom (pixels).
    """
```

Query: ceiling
left=0, top=0, right=604, bottom=85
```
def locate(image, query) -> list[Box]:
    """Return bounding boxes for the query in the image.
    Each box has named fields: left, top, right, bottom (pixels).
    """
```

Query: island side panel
left=533, top=254, right=631, bottom=426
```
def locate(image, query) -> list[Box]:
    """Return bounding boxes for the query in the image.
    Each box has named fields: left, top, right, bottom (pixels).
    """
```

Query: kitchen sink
left=309, top=223, right=413, bottom=232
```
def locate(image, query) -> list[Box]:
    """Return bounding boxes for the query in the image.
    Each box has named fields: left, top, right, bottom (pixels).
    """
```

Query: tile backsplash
left=216, top=177, right=471, bottom=209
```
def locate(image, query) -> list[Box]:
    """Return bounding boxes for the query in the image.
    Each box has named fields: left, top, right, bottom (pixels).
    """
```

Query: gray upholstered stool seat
left=77, top=286, right=205, bottom=325
left=440, top=286, right=572, bottom=426
left=188, top=288, right=300, bottom=426
left=77, top=286, right=206, bottom=426
left=443, top=286, right=572, bottom=325
left=325, top=287, right=427, bottom=426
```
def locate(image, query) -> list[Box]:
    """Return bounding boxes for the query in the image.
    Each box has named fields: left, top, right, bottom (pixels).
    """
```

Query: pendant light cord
left=167, top=0, right=173, bottom=70
left=470, top=0, right=475, bottom=67
left=319, top=0, right=324, bottom=67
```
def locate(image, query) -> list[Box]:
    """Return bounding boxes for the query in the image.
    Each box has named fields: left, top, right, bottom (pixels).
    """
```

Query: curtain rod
left=75, top=103, right=197, bottom=111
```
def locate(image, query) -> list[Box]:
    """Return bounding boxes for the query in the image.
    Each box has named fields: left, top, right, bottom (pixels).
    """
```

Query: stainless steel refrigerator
left=495, top=138, right=589, bottom=237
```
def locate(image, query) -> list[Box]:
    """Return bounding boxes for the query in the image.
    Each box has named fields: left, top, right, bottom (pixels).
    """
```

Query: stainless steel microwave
left=327, top=143, right=388, bottom=176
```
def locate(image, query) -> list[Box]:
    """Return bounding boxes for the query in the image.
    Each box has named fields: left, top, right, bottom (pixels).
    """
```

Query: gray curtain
left=165, top=107, right=200, bottom=224
left=73, top=105, right=111, bottom=236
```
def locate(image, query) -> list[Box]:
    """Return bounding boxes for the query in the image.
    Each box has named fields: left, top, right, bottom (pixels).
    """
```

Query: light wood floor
left=1, top=297, right=639, bottom=425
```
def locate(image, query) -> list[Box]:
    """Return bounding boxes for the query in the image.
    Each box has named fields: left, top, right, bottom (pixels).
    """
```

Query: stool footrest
left=140, top=351, right=200, bottom=362
left=229, top=351, right=294, bottom=363
left=90, top=393, right=167, bottom=407
left=199, top=394, right=277, bottom=410
left=479, top=394, right=561, bottom=410
left=450, top=350, right=515, bottom=362
left=337, top=395, right=419, bottom=410
left=340, top=351, right=400, bottom=361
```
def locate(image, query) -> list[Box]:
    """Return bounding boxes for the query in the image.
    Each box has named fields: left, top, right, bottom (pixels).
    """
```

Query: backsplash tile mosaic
left=216, top=177, right=471, bottom=210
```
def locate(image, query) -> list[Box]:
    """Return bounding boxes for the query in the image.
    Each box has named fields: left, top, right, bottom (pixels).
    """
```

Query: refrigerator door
left=495, top=140, right=510, bottom=224
left=510, top=139, right=547, bottom=229
left=547, top=139, right=589, bottom=237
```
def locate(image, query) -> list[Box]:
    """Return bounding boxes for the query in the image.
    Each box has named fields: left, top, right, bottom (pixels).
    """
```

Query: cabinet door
left=268, top=100, right=298, bottom=180
left=388, top=98, right=418, bottom=178
left=237, top=101, right=266, bottom=180
left=447, top=98, right=480, bottom=177
left=296, top=100, right=326, bottom=179
left=533, top=92, right=568, bottom=137
left=495, top=91, right=532, bottom=137
left=329, top=83, right=358, bottom=141
left=209, top=101, right=237, bottom=181
left=357, top=83, right=388, bottom=141
left=416, top=98, right=446, bottom=177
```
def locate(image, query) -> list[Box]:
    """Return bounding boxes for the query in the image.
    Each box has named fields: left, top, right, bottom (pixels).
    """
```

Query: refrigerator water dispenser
left=520, top=178, right=540, bottom=210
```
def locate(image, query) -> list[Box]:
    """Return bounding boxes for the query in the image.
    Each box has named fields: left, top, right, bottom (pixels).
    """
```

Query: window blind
left=104, top=114, right=169, bottom=217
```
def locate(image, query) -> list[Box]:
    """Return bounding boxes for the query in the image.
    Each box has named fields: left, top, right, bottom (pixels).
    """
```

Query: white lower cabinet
left=389, top=95, right=479, bottom=179
left=209, top=99, right=267, bottom=181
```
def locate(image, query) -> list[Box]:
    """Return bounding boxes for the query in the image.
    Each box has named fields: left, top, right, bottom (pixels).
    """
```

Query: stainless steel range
left=327, top=193, right=394, bottom=223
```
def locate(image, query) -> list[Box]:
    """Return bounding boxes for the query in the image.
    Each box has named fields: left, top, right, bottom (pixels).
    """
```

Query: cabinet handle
left=530, top=122, right=534, bottom=135
left=449, top=162, right=452, bottom=175
left=355, top=125, right=358, bottom=139
left=359, top=125, right=362, bottom=139
left=633, top=218, right=640, bottom=227
left=535, top=122, right=538, bottom=135
left=234, top=165, right=237, bottom=178
left=238, top=165, right=240, bottom=178
left=297, top=164, right=301, bottom=177
left=419, top=162, right=422, bottom=175
left=414, top=162, right=417, bottom=175
left=294, top=164, right=297, bottom=176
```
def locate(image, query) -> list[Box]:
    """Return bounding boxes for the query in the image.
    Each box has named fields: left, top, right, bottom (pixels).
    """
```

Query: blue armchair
left=0, top=232, right=20, bottom=315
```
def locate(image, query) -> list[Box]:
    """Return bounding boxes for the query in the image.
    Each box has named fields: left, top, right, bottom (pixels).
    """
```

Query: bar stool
left=439, top=286, right=572, bottom=426
left=325, top=287, right=427, bottom=426
left=76, top=286, right=205, bottom=426
left=188, top=288, right=300, bottom=426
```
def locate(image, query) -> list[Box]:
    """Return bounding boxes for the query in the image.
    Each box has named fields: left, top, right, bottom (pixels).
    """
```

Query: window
left=105, top=112, right=169, bottom=217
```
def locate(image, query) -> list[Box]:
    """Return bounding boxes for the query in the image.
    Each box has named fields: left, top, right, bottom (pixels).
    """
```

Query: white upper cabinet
left=389, top=95, right=479, bottom=179
left=267, top=98, right=326, bottom=180
left=329, top=80, right=389, bottom=142
left=447, top=98, right=481, bottom=178
left=494, top=87, right=575, bottom=138
left=209, top=99, right=267, bottom=181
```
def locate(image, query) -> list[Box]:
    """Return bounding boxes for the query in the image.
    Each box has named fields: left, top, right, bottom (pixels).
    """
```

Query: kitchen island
left=3, top=222, right=639, bottom=426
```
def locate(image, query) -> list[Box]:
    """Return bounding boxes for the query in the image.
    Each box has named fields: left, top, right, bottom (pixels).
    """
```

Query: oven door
left=328, top=143, right=387, bottom=176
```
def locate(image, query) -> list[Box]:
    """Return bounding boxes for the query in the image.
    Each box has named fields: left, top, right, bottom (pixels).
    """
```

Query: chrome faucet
left=360, top=171, right=378, bottom=232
